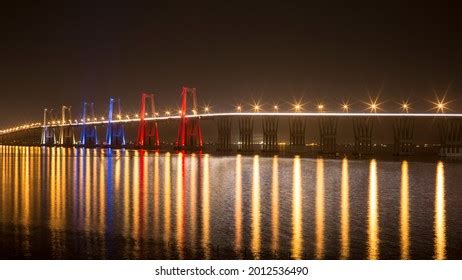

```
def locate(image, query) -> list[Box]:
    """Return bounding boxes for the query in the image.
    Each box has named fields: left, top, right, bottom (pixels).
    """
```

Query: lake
left=0, top=145, right=461, bottom=259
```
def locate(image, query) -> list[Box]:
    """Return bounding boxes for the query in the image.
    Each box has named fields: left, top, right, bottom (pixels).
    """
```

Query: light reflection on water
left=251, top=155, right=261, bottom=259
left=315, top=158, right=325, bottom=259
left=400, top=160, right=410, bottom=259
left=271, top=156, right=279, bottom=255
left=234, top=154, right=242, bottom=256
left=291, top=156, right=302, bottom=259
left=201, top=154, right=211, bottom=259
left=0, top=145, right=458, bottom=259
left=434, top=161, right=446, bottom=260
left=340, top=158, right=349, bottom=259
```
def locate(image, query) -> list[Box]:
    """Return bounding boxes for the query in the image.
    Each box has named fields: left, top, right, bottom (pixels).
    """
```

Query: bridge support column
left=175, top=87, right=203, bottom=151
left=438, top=118, right=462, bottom=157
left=318, top=117, right=337, bottom=155
left=105, top=98, right=127, bottom=148
left=393, top=118, right=415, bottom=156
left=40, top=108, right=57, bottom=146
left=60, top=125, right=75, bottom=147
left=289, top=116, right=306, bottom=153
left=217, top=117, right=232, bottom=152
left=353, top=117, right=374, bottom=155
left=42, top=126, right=57, bottom=146
left=262, top=116, right=278, bottom=153
left=238, top=116, right=254, bottom=153
left=183, top=118, right=202, bottom=150
left=59, top=106, right=75, bottom=147
left=136, top=94, right=158, bottom=149
left=79, top=102, right=98, bottom=148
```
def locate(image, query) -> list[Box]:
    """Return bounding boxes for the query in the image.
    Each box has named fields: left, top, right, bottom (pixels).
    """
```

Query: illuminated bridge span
left=1, top=86, right=462, bottom=157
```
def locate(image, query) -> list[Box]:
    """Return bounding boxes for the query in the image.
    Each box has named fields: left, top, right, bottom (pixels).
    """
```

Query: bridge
left=1, top=86, right=461, bottom=157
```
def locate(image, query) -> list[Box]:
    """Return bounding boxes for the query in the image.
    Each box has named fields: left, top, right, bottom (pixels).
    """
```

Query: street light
left=366, top=96, right=382, bottom=113
left=294, top=104, right=301, bottom=112
left=431, top=96, right=449, bottom=113
left=401, top=102, right=410, bottom=113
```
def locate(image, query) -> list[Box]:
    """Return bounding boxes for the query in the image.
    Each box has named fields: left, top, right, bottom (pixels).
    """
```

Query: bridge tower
left=238, top=116, right=254, bottom=153
left=318, top=117, right=338, bottom=155
left=217, top=117, right=232, bottom=152
left=136, top=93, right=159, bottom=149
left=59, top=106, right=75, bottom=147
left=438, top=118, right=462, bottom=157
left=41, top=108, right=57, bottom=146
left=175, top=87, right=203, bottom=151
left=289, top=116, right=306, bottom=153
left=353, top=117, right=374, bottom=155
left=393, top=117, right=415, bottom=156
left=106, top=98, right=126, bottom=148
left=262, top=116, right=279, bottom=153
left=79, top=102, right=98, bottom=147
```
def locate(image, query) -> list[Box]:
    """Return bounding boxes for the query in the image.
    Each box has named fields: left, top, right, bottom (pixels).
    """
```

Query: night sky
left=1, top=2, right=461, bottom=127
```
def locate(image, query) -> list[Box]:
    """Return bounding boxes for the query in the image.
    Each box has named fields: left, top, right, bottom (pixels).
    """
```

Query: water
left=0, top=145, right=461, bottom=260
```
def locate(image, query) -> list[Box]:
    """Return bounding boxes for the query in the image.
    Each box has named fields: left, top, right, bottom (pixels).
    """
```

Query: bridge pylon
left=217, top=117, right=232, bottom=152
left=262, top=116, right=278, bottom=153
left=438, top=118, right=462, bottom=157
left=106, top=98, right=126, bottom=148
left=136, top=93, right=159, bottom=149
left=41, top=108, right=57, bottom=146
left=79, top=102, right=98, bottom=147
left=175, top=87, right=203, bottom=151
left=59, top=106, right=75, bottom=147
left=289, top=116, right=306, bottom=153
left=318, top=116, right=338, bottom=155
left=393, top=117, right=415, bottom=156
left=238, top=116, right=254, bottom=153
left=353, top=117, right=374, bottom=156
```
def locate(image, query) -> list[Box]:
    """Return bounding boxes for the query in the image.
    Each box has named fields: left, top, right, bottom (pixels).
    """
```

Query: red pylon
left=175, top=87, right=203, bottom=150
left=136, top=92, right=160, bottom=149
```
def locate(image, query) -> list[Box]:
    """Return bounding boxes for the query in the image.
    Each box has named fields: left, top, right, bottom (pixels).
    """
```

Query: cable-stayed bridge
left=1, top=87, right=461, bottom=157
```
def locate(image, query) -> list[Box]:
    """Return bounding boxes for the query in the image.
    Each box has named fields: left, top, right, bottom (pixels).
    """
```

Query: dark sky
left=1, top=1, right=461, bottom=127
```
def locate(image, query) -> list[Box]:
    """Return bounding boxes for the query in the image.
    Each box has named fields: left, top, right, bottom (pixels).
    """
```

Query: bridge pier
left=438, top=118, right=462, bottom=157
left=175, top=87, right=203, bottom=151
left=59, top=125, right=75, bottom=147
left=40, top=108, right=57, bottom=146
left=318, top=117, right=337, bottom=155
left=261, top=116, right=278, bottom=153
left=41, top=126, right=57, bottom=146
left=393, top=118, right=415, bottom=156
left=136, top=94, right=158, bottom=149
left=238, top=116, right=254, bottom=153
left=80, top=126, right=98, bottom=147
left=79, top=102, right=98, bottom=148
left=289, top=116, right=306, bottom=153
left=107, top=122, right=126, bottom=148
left=58, top=106, right=75, bottom=147
left=217, top=117, right=232, bottom=152
left=180, top=118, right=202, bottom=150
left=137, top=119, right=159, bottom=149
left=353, top=117, right=374, bottom=155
